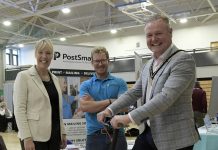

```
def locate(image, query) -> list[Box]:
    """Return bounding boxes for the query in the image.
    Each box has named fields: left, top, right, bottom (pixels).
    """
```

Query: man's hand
left=82, top=94, right=94, bottom=101
left=79, top=94, right=97, bottom=112
left=110, top=114, right=131, bottom=129
left=97, top=109, right=112, bottom=124
left=80, top=94, right=111, bottom=113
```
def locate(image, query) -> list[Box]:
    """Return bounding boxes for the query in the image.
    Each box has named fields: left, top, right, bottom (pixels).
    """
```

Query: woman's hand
left=60, top=134, right=67, bottom=149
left=24, top=137, right=35, bottom=150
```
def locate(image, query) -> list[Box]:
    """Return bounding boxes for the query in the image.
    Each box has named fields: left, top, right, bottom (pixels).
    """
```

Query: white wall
left=196, top=66, right=218, bottom=78
left=173, top=23, right=218, bottom=50
left=20, top=45, right=35, bottom=65
left=76, top=33, right=149, bottom=58
left=20, top=22, right=218, bottom=63
left=19, top=21, right=218, bottom=80
left=75, top=21, right=218, bottom=58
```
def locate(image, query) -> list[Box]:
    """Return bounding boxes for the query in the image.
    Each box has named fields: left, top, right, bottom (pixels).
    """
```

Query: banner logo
left=53, top=51, right=91, bottom=62
left=54, top=52, right=61, bottom=60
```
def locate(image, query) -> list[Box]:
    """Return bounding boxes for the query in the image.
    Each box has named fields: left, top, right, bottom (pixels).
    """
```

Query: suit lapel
left=149, top=46, right=178, bottom=99
left=29, top=66, right=49, bottom=99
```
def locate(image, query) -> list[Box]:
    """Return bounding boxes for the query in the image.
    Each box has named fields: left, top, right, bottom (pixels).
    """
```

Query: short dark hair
left=194, top=81, right=201, bottom=88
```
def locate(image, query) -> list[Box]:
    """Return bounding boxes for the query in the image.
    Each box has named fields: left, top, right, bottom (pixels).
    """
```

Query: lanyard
left=149, top=50, right=184, bottom=80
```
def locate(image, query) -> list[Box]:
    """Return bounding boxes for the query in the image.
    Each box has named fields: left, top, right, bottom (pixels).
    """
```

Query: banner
left=64, top=118, right=86, bottom=148
left=50, top=69, right=94, bottom=77
left=49, top=45, right=94, bottom=148
left=51, top=45, right=93, bottom=70
left=57, top=75, right=90, bottom=148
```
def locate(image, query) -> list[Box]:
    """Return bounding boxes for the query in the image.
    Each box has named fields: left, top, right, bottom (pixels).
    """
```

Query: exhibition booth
left=2, top=43, right=218, bottom=149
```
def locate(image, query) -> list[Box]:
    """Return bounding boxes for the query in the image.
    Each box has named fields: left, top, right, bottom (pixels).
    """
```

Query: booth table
left=194, top=125, right=218, bottom=150
left=65, top=126, right=218, bottom=150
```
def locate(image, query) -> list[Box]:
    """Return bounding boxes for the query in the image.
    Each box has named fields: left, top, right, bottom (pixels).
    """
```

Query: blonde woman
left=13, top=38, right=67, bottom=150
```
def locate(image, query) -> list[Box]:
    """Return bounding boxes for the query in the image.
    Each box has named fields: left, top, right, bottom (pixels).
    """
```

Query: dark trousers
left=132, top=126, right=194, bottom=150
left=20, top=128, right=61, bottom=150
left=20, top=136, right=61, bottom=150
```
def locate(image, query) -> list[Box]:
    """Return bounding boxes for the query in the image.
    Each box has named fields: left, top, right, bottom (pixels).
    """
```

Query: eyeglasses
left=92, top=59, right=108, bottom=64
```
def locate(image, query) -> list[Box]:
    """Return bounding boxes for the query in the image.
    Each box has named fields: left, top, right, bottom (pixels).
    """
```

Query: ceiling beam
left=37, top=14, right=86, bottom=33
left=185, top=11, right=218, bottom=19
left=0, top=0, right=105, bottom=33
left=149, top=0, right=177, bottom=24
left=104, top=0, right=145, bottom=24
left=207, top=0, right=216, bottom=12
left=201, top=14, right=213, bottom=23
left=121, top=10, right=145, bottom=24
left=0, top=0, right=85, bottom=33
left=0, top=28, right=37, bottom=40
left=0, top=0, right=104, bottom=20
left=201, top=0, right=217, bottom=23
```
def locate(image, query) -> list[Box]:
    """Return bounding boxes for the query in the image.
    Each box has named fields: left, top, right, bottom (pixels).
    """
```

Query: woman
left=59, top=76, right=75, bottom=119
left=13, top=38, right=67, bottom=150
left=0, top=98, right=12, bottom=118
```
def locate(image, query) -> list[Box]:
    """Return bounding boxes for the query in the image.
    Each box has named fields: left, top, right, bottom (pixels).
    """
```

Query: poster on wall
left=50, top=45, right=95, bottom=148
left=64, top=118, right=86, bottom=147
left=56, top=75, right=92, bottom=148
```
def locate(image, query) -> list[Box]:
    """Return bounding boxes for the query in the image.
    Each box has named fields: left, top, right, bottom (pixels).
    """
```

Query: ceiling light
left=110, top=29, right=117, bottom=34
left=179, top=18, right=188, bottom=23
left=3, top=20, right=11, bottom=26
left=61, top=8, right=71, bottom=14
left=60, top=37, right=66, bottom=41
left=18, top=44, right=24, bottom=48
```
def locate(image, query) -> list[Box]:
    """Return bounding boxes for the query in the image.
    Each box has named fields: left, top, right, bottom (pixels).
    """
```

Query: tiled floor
left=1, top=131, right=21, bottom=150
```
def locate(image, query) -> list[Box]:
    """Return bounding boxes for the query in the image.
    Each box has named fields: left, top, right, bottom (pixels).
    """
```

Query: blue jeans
left=86, top=132, right=127, bottom=150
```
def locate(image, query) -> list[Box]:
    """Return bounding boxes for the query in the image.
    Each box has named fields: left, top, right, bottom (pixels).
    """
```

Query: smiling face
left=35, top=39, right=53, bottom=71
left=145, top=18, right=172, bottom=58
left=92, top=52, right=109, bottom=79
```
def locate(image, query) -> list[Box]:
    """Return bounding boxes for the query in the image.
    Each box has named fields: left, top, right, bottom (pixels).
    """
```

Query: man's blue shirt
left=79, top=73, right=127, bottom=135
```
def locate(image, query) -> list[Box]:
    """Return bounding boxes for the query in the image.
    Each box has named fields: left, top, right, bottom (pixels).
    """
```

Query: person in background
left=59, top=76, right=75, bottom=119
left=79, top=46, right=128, bottom=150
left=0, top=96, right=12, bottom=132
left=98, top=14, right=199, bottom=150
left=0, top=97, right=12, bottom=118
left=192, top=81, right=207, bottom=127
left=13, top=38, right=67, bottom=150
